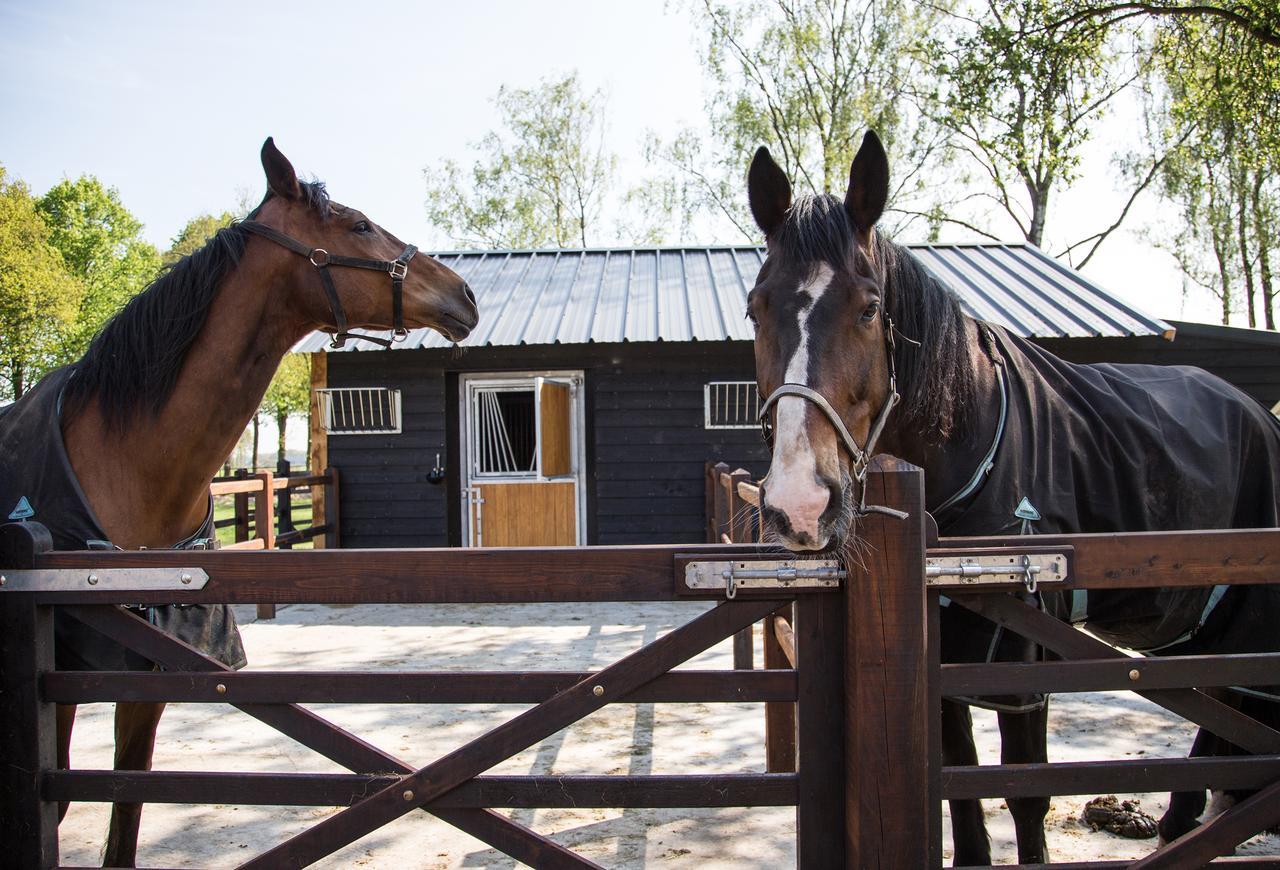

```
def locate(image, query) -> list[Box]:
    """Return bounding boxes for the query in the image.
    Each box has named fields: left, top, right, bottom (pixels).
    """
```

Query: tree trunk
left=1253, top=172, right=1276, bottom=331
left=1236, top=173, right=1257, bottom=328
left=1028, top=186, right=1049, bottom=248
left=277, top=411, right=287, bottom=465
left=12, top=362, right=23, bottom=401
left=251, top=415, right=260, bottom=472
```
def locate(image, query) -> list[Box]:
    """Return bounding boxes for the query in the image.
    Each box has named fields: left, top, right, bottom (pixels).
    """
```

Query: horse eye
left=861, top=302, right=881, bottom=322
left=352, top=220, right=371, bottom=234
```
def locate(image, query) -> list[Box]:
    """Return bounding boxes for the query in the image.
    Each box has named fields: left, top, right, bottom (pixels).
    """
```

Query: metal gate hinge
left=685, top=560, right=845, bottom=599
left=0, top=568, right=209, bottom=592
left=924, top=553, right=1068, bottom=591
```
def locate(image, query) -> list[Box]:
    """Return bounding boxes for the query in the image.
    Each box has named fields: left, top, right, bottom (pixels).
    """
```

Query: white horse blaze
left=763, top=264, right=835, bottom=547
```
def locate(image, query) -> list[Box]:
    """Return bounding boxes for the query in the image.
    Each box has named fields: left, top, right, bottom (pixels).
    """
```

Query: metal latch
left=0, top=568, right=209, bottom=592
left=685, top=560, right=845, bottom=599
left=924, top=553, right=1068, bottom=592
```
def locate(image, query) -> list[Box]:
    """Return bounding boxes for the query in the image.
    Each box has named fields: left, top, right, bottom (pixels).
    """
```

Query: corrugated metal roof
left=296, top=242, right=1172, bottom=352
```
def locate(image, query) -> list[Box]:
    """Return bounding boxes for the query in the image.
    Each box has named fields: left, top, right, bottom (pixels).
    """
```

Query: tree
left=424, top=73, right=614, bottom=248
left=1050, top=1, right=1280, bottom=49
left=163, top=211, right=236, bottom=266
left=638, top=0, right=954, bottom=242
left=932, top=0, right=1162, bottom=258
left=0, top=167, right=82, bottom=401
left=261, top=353, right=310, bottom=466
left=36, top=175, right=161, bottom=360
left=1145, top=16, right=1279, bottom=327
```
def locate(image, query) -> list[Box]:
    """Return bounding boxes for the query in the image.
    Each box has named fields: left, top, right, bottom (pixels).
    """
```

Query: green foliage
left=261, top=353, right=311, bottom=464
left=0, top=166, right=82, bottom=400
left=36, top=175, right=161, bottom=360
left=1144, top=13, right=1279, bottom=326
left=163, top=211, right=236, bottom=266
left=936, top=0, right=1131, bottom=247
left=424, top=73, right=614, bottom=248
left=640, top=0, right=953, bottom=242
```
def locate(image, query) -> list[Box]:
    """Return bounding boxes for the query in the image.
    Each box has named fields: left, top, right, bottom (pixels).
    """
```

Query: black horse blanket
left=0, top=366, right=246, bottom=671
left=936, top=324, right=1280, bottom=706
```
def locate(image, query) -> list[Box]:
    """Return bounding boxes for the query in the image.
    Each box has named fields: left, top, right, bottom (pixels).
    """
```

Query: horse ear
left=844, top=130, right=889, bottom=235
left=748, top=146, right=792, bottom=238
left=261, top=137, right=301, bottom=200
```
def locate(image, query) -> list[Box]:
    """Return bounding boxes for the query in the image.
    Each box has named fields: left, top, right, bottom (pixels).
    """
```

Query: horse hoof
left=1082, top=795, right=1159, bottom=839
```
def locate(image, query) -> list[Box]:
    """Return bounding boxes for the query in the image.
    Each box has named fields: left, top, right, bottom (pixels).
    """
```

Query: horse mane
left=64, top=180, right=331, bottom=431
left=774, top=193, right=978, bottom=443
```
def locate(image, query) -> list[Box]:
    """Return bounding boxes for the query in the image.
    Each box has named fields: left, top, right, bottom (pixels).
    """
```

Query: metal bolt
left=215, top=683, right=227, bottom=695
left=87, top=574, right=99, bottom=585
left=592, top=685, right=604, bottom=697
left=1128, top=668, right=1141, bottom=682
left=402, top=789, right=415, bottom=802
left=181, top=573, right=192, bottom=585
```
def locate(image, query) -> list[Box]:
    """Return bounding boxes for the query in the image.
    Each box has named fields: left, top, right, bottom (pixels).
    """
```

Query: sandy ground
left=58, top=602, right=1279, bottom=868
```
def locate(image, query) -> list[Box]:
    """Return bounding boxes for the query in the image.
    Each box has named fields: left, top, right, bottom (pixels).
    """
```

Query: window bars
left=471, top=387, right=537, bottom=476
left=704, top=381, right=761, bottom=429
left=316, top=387, right=402, bottom=435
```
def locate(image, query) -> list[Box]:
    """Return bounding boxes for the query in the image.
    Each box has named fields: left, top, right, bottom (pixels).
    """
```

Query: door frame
left=459, top=370, right=586, bottom=546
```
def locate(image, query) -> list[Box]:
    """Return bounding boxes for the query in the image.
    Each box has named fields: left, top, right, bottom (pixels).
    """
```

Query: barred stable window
left=704, top=381, right=760, bottom=429
left=317, top=387, right=402, bottom=435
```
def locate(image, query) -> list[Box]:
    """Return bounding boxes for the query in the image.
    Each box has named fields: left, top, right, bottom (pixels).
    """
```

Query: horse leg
left=942, top=699, right=991, bottom=866
left=997, top=703, right=1051, bottom=864
left=1158, top=725, right=1216, bottom=843
left=102, top=701, right=166, bottom=868
left=57, top=703, right=77, bottom=822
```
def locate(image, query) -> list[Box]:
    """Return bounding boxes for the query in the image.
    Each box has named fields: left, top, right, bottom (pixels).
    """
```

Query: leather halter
left=240, top=220, right=418, bottom=349
left=758, top=314, right=905, bottom=518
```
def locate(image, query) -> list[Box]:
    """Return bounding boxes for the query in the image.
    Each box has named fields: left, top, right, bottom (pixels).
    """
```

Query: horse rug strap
left=0, top=366, right=247, bottom=672
left=239, top=219, right=417, bottom=350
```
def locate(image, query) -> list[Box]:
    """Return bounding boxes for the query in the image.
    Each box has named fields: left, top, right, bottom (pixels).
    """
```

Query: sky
left=0, top=0, right=1230, bottom=326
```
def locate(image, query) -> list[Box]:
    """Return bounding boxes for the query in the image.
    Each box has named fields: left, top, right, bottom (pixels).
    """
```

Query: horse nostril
left=462, top=282, right=477, bottom=308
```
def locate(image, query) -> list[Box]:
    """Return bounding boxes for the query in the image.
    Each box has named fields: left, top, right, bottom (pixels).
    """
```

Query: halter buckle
left=309, top=249, right=331, bottom=267
left=389, top=261, right=408, bottom=280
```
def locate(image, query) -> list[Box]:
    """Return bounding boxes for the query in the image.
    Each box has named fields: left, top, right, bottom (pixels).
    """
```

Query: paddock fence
left=1, top=458, right=1277, bottom=868
left=706, top=459, right=1280, bottom=868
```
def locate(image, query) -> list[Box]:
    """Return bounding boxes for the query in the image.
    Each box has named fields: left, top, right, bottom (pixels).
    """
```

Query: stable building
left=299, top=243, right=1280, bottom=549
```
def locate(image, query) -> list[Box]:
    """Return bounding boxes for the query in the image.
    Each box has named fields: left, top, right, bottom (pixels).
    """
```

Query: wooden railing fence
left=210, top=461, right=340, bottom=619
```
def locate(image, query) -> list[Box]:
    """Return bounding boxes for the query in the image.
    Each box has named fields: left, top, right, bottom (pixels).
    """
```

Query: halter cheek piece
left=758, top=314, right=907, bottom=519
left=240, top=220, right=418, bottom=349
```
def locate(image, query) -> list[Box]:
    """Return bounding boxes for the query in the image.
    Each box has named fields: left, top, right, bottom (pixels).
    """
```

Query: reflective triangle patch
left=1013, top=497, right=1041, bottom=522
left=8, top=496, right=35, bottom=521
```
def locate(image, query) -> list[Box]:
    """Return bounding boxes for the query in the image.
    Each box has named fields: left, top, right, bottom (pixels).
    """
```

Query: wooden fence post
left=727, top=467, right=755, bottom=670
left=0, top=522, right=58, bottom=867
left=255, top=469, right=276, bottom=620
left=324, top=466, right=341, bottom=549
left=276, top=459, right=295, bottom=549
left=233, top=467, right=250, bottom=545
left=844, top=456, right=932, bottom=868
left=764, top=603, right=797, bottom=773
left=796, top=588, right=845, bottom=869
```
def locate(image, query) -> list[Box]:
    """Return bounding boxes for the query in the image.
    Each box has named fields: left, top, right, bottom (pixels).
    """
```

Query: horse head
left=247, top=138, right=478, bottom=345
left=748, top=131, right=895, bottom=553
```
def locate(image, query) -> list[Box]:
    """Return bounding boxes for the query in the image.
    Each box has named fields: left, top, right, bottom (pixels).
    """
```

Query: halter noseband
left=240, top=220, right=418, bottom=349
left=758, top=314, right=906, bottom=519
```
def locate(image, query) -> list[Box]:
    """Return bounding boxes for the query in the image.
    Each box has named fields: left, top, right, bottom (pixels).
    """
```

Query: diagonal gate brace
left=948, top=594, right=1280, bottom=755
left=62, top=605, right=599, bottom=870
left=239, top=597, right=784, bottom=868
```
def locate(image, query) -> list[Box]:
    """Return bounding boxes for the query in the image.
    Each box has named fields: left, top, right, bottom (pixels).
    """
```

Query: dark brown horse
left=2, top=139, right=477, bottom=866
left=746, top=131, right=1280, bottom=864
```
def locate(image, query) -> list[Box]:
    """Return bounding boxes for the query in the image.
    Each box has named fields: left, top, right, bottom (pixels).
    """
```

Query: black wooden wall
left=324, top=341, right=769, bottom=549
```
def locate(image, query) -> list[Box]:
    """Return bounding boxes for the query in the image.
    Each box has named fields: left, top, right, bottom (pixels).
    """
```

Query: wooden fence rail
left=210, top=461, right=340, bottom=618
left=2, top=460, right=1278, bottom=867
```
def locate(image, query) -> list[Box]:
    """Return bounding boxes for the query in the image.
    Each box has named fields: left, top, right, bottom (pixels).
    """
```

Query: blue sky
left=0, top=0, right=1224, bottom=324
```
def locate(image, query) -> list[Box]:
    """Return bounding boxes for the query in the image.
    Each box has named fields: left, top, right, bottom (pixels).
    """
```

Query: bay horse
left=0, top=138, right=477, bottom=866
left=745, top=131, right=1280, bottom=864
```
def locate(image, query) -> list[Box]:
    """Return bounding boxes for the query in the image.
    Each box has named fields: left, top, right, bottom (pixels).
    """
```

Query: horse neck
left=62, top=259, right=310, bottom=550
left=879, top=317, right=1004, bottom=514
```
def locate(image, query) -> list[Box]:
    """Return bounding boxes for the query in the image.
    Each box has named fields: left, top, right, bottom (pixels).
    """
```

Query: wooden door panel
left=476, top=482, right=576, bottom=546
left=539, top=380, right=572, bottom=477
